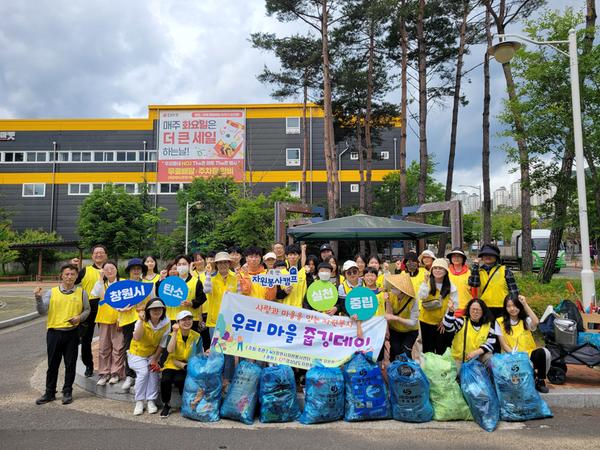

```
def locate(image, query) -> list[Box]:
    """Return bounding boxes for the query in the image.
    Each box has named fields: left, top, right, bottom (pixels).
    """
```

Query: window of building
left=286, top=181, right=301, bottom=198
left=4, top=152, right=24, bottom=162
left=59, top=152, right=69, bottom=162
left=286, top=117, right=301, bottom=134
left=104, top=151, right=114, bottom=162
left=159, top=183, right=184, bottom=194
left=380, top=151, right=389, bottom=160
left=146, top=151, right=157, bottom=161
left=285, top=148, right=301, bottom=166
left=68, top=183, right=93, bottom=195
left=22, top=183, right=46, bottom=197
left=350, top=151, right=359, bottom=160
left=350, top=184, right=359, bottom=193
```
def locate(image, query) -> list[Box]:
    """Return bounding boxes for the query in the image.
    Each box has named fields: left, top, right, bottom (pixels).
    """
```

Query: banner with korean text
left=213, top=292, right=386, bottom=369
left=158, top=109, right=245, bottom=182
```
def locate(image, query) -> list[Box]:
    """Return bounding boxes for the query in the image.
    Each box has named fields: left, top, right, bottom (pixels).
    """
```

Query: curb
left=542, top=388, right=600, bottom=409
left=0, top=311, right=40, bottom=329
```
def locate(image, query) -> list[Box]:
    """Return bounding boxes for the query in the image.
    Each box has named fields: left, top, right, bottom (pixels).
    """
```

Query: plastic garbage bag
left=490, top=352, right=552, bottom=421
left=258, top=365, right=300, bottom=423
left=220, top=360, right=262, bottom=425
left=387, top=356, right=433, bottom=423
left=181, top=342, right=224, bottom=422
left=299, top=363, right=345, bottom=424
left=421, top=350, right=472, bottom=421
left=343, top=352, right=391, bottom=421
left=459, top=359, right=500, bottom=432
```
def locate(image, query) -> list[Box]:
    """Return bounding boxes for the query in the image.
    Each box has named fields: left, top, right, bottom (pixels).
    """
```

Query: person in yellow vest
left=72, top=244, right=108, bottom=377
left=228, top=245, right=243, bottom=272
left=496, top=295, right=551, bottom=393
left=403, top=251, right=427, bottom=298
left=191, top=252, right=211, bottom=351
left=418, top=258, right=459, bottom=355
left=143, top=255, right=160, bottom=285
left=337, top=260, right=363, bottom=316
left=418, top=249, right=435, bottom=273
left=90, top=260, right=125, bottom=386
left=361, top=267, right=388, bottom=364
left=263, top=252, right=277, bottom=270
left=367, top=255, right=385, bottom=289
left=446, top=247, right=474, bottom=318
left=384, top=273, right=420, bottom=361
left=275, top=244, right=308, bottom=308
left=165, top=255, right=208, bottom=331
left=34, top=263, right=90, bottom=405
left=128, top=298, right=170, bottom=416
left=160, top=310, right=201, bottom=417
left=443, top=298, right=496, bottom=372
left=328, top=256, right=341, bottom=287
left=469, top=243, right=520, bottom=319
left=238, top=246, right=276, bottom=300
left=354, top=254, right=367, bottom=278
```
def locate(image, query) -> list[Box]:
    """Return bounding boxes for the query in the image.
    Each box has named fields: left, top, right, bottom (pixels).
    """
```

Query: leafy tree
left=0, top=205, right=17, bottom=273
left=13, top=229, right=62, bottom=274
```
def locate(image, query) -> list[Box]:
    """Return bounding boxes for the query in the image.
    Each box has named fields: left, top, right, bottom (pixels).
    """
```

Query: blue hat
left=478, top=244, right=500, bottom=259
left=125, top=258, right=147, bottom=275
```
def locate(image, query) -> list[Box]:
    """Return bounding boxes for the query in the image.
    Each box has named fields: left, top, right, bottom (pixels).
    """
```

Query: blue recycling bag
left=299, top=363, right=345, bottom=424
left=220, top=360, right=262, bottom=425
left=181, top=343, right=224, bottom=422
left=490, top=352, right=552, bottom=421
left=459, top=359, right=500, bottom=432
left=343, top=352, right=391, bottom=421
left=387, top=356, right=433, bottom=423
left=259, top=365, right=300, bottom=423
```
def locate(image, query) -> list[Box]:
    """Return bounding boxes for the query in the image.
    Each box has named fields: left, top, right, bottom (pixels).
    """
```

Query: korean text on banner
left=158, top=109, right=246, bottom=182
left=214, top=292, right=386, bottom=370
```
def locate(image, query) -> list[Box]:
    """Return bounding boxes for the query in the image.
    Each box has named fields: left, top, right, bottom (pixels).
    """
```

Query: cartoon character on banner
left=102, top=280, right=153, bottom=310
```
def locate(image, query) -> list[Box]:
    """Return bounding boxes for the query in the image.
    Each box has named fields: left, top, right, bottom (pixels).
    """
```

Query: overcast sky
left=0, top=0, right=585, bottom=194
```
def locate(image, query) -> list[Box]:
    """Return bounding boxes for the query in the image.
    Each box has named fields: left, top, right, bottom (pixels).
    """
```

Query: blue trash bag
left=343, top=352, right=391, bottom=421
left=387, top=355, right=433, bottom=423
left=220, top=360, right=262, bottom=425
left=490, top=352, right=553, bottom=421
left=181, top=342, right=224, bottom=422
left=258, top=365, right=301, bottom=423
left=459, top=359, right=500, bottom=432
left=299, top=363, right=345, bottom=424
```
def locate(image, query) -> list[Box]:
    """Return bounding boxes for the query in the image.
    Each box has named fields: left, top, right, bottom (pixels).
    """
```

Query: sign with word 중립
left=251, top=267, right=298, bottom=287
left=157, top=276, right=189, bottom=307
left=306, top=280, right=338, bottom=311
left=100, top=280, right=153, bottom=310
left=344, top=286, right=379, bottom=321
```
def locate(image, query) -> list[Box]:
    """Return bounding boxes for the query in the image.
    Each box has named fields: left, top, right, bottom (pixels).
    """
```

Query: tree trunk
left=399, top=1, right=409, bottom=212
left=357, top=118, right=366, bottom=213
left=482, top=8, right=492, bottom=244
left=302, top=83, right=308, bottom=204
left=364, top=18, right=375, bottom=215
left=416, top=0, right=428, bottom=206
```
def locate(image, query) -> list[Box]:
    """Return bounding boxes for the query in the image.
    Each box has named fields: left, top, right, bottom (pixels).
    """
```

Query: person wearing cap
left=468, top=243, right=519, bottom=318
left=446, top=247, right=475, bottom=318
left=160, top=310, right=201, bottom=417
left=337, top=260, right=363, bottom=314
left=128, top=298, right=170, bottom=416
left=418, top=258, right=459, bottom=355
left=418, top=249, right=435, bottom=272
left=319, top=243, right=334, bottom=262
left=238, top=246, right=276, bottom=300
left=384, top=273, right=420, bottom=361
left=263, top=252, right=277, bottom=270
left=403, top=251, right=428, bottom=295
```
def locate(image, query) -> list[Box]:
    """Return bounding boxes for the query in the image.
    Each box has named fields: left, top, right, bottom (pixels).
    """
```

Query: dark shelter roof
left=287, top=214, right=450, bottom=241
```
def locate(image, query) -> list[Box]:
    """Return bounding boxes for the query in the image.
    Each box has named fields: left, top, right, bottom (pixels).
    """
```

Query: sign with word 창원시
left=306, top=280, right=338, bottom=311
left=100, top=280, right=153, bottom=310
left=214, top=292, right=386, bottom=369
left=158, top=109, right=245, bottom=183
left=251, top=267, right=298, bottom=287
left=344, top=286, right=379, bottom=321
left=157, top=276, right=189, bottom=307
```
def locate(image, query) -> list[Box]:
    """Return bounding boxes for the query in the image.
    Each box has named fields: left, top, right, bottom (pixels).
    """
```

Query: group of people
left=34, top=240, right=551, bottom=418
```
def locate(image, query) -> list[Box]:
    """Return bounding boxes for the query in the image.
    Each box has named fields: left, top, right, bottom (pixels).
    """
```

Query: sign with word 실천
left=214, top=292, right=386, bottom=369
left=158, top=109, right=245, bottom=182
left=306, top=280, right=338, bottom=311
left=100, top=280, right=153, bottom=310
left=157, top=276, right=189, bottom=307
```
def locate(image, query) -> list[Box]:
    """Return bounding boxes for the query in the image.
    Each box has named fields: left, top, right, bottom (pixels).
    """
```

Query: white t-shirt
left=494, top=316, right=535, bottom=336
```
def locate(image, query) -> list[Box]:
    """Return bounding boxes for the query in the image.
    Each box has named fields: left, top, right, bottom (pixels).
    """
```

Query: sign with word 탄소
left=306, top=280, right=338, bottom=311
left=157, top=276, right=189, bottom=307
left=158, top=109, right=245, bottom=182
left=100, top=280, right=153, bottom=310
left=251, top=267, right=298, bottom=287
left=214, top=292, right=386, bottom=369
left=344, top=286, right=379, bottom=321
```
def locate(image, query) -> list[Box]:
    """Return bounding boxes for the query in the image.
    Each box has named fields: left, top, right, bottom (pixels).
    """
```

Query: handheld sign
left=251, top=266, right=298, bottom=287
left=157, top=276, right=189, bottom=307
left=100, top=280, right=153, bottom=310
left=306, top=280, right=338, bottom=311
left=345, top=286, right=379, bottom=321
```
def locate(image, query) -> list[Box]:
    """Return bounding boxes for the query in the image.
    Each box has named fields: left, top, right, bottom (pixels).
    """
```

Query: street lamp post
left=490, top=29, right=596, bottom=309
left=185, top=201, right=202, bottom=255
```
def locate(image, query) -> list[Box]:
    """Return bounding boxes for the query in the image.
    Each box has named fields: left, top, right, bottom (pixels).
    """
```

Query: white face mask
left=177, top=265, right=189, bottom=275
left=318, top=272, right=331, bottom=282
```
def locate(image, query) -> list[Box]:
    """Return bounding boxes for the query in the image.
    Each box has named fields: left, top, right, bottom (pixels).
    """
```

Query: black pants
left=80, top=298, right=98, bottom=369
left=420, top=321, right=454, bottom=355
left=161, top=368, right=187, bottom=405
left=389, top=329, right=419, bottom=362
left=489, top=307, right=504, bottom=319
left=121, top=322, right=136, bottom=378
left=200, top=313, right=211, bottom=351
left=530, top=348, right=550, bottom=380
left=46, top=328, right=79, bottom=395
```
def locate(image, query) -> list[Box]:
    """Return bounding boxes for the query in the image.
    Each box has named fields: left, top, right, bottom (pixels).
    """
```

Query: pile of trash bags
left=343, top=352, right=391, bottom=421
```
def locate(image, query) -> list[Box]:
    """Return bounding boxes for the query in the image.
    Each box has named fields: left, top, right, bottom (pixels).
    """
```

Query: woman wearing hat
left=418, top=258, right=459, bottom=355
left=160, top=309, right=201, bottom=417
left=418, top=250, right=435, bottom=272
left=128, top=298, right=170, bottom=415
left=384, top=273, right=420, bottom=361
left=337, top=260, right=363, bottom=314
left=468, top=244, right=520, bottom=318
left=446, top=247, right=474, bottom=318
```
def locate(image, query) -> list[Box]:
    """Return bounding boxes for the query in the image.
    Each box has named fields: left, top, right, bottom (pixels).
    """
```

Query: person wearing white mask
left=302, top=262, right=341, bottom=316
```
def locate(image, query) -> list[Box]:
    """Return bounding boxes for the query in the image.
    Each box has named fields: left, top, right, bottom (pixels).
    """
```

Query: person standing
left=403, top=251, right=427, bottom=295
left=34, top=264, right=90, bottom=405
left=238, top=246, right=276, bottom=300
left=446, top=248, right=474, bottom=318
left=319, top=243, right=334, bottom=263
left=384, top=273, right=420, bottom=361
left=337, top=260, right=363, bottom=315
left=272, top=242, right=286, bottom=262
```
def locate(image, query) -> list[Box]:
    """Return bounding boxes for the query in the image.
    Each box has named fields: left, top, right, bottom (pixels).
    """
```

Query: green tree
left=13, top=229, right=62, bottom=274
left=0, top=205, right=17, bottom=273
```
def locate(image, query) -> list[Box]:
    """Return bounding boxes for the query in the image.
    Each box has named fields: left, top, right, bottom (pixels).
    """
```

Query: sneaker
left=35, top=392, right=56, bottom=405
left=121, top=376, right=134, bottom=391
left=62, top=392, right=73, bottom=405
left=108, top=375, right=120, bottom=385
left=96, top=376, right=109, bottom=386
left=84, top=365, right=94, bottom=378
left=535, top=379, right=549, bottom=394
left=160, top=404, right=171, bottom=418
left=133, top=401, right=144, bottom=416
left=147, top=400, right=158, bottom=414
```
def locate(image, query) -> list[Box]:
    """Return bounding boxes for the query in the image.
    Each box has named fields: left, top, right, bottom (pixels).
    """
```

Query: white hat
left=146, top=299, right=166, bottom=310
left=176, top=310, right=193, bottom=321
left=418, top=250, right=436, bottom=264
left=214, top=251, right=232, bottom=263
left=431, top=258, right=449, bottom=271
left=263, top=252, right=277, bottom=260
left=342, top=260, right=359, bottom=273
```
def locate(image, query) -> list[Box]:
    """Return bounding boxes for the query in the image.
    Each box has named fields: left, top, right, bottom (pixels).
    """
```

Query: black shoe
left=160, top=404, right=171, bottom=418
left=84, top=366, right=94, bottom=377
left=535, top=379, right=549, bottom=394
left=62, top=392, right=73, bottom=405
left=36, top=393, right=56, bottom=405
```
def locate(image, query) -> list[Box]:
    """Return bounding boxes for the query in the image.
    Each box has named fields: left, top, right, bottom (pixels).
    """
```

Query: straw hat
left=214, top=251, right=232, bottom=263
left=431, top=258, right=449, bottom=271
left=384, top=273, right=415, bottom=298
left=418, top=250, right=436, bottom=264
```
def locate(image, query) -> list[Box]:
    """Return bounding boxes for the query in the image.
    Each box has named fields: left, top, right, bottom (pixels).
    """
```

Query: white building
left=493, top=186, right=510, bottom=211
left=510, top=181, right=521, bottom=208
left=452, top=190, right=481, bottom=214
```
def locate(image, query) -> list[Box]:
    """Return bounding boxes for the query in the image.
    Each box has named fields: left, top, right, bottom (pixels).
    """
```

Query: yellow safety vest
left=374, top=290, right=386, bottom=317
left=166, top=276, right=200, bottom=321
left=47, top=286, right=84, bottom=329
left=409, top=268, right=427, bottom=297
left=206, top=271, right=238, bottom=327
left=497, top=317, right=537, bottom=355
left=81, top=265, right=101, bottom=299
left=388, top=293, right=418, bottom=332
left=281, top=267, right=307, bottom=309
left=163, top=329, right=201, bottom=370
left=118, top=277, right=148, bottom=327
left=419, top=289, right=450, bottom=326
left=450, top=319, right=491, bottom=361
left=376, top=273, right=385, bottom=289
left=448, top=268, right=472, bottom=313
left=129, top=320, right=170, bottom=358
left=95, top=281, right=119, bottom=325
left=479, top=265, right=508, bottom=308
left=143, top=273, right=160, bottom=285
